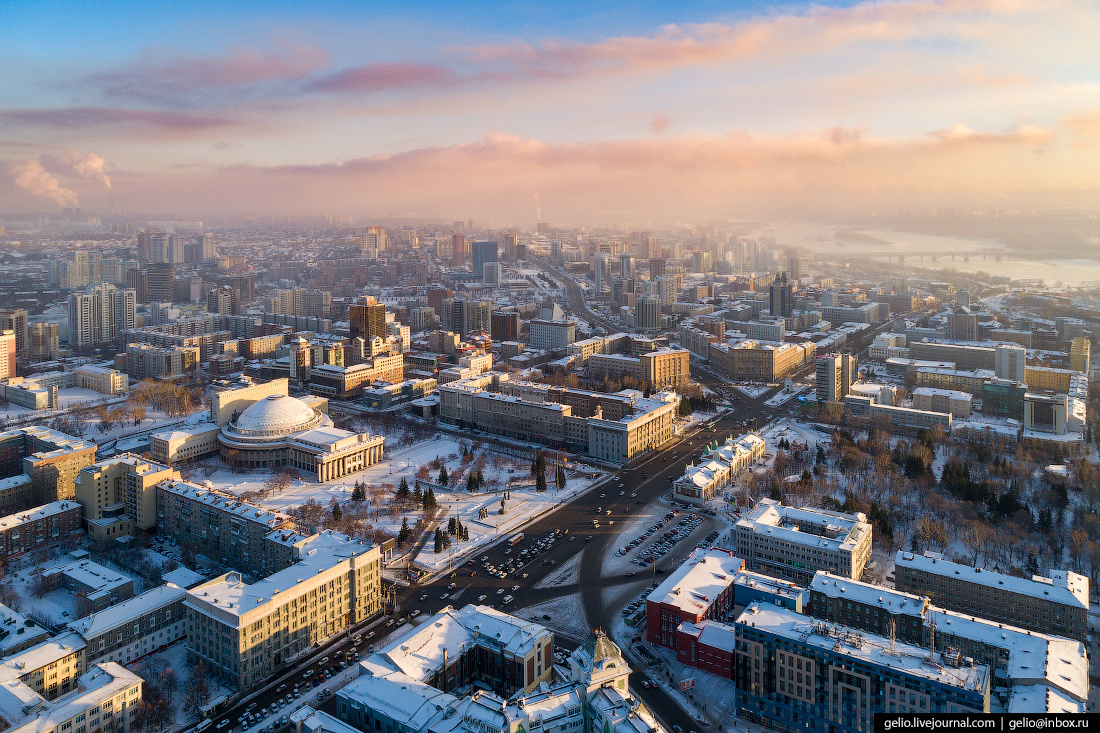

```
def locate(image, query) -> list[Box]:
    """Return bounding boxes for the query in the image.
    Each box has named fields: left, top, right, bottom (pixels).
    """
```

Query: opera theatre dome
left=218, top=394, right=384, bottom=481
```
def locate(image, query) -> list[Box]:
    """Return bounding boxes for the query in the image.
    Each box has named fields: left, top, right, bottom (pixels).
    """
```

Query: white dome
left=230, top=394, right=324, bottom=436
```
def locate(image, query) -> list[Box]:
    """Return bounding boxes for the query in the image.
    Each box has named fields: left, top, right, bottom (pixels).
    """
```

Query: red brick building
left=645, top=548, right=743, bottom=650
left=0, top=501, right=82, bottom=561
left=675, top=620, right=737, bottom=680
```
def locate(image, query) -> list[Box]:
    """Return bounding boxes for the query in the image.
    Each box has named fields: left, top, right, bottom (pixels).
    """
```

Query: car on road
left=218, top=722, right=232, bottom=730
left=478, top=595, right=487, bottom=601
left=511, top=585, right=519, bottom=591
left=411, top=609, right=421, bottom=617
left=496, top=588, right=504, bottom=594
left=630, top=493, right=637, bottom=497
left=542, top=614, right=552, bottom=620
left=585, top=536, right=592, bottom=540
left=502, top=595, right=513, bottom=603
left=419, top=594, right=428, bottom=601
left=641, top=681, right=650, bottom=688
left=440, top=593, right=449, bottom=599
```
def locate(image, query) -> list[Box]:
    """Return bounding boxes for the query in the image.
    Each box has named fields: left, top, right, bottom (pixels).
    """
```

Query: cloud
left=304, top=62, right=460, bottom=94
left=929, top=123, right=1056, bottom=145
left=41, top=149, right=111, bottom=189
left=0, top=107, right=244, bottom=133
left=1062, top=110, right=1100, bottom=137
left=88, top=44, right=329, bottom=103
left=650, top=114, right=671, bottom=134
left=8, top=159, right=78, bottom=207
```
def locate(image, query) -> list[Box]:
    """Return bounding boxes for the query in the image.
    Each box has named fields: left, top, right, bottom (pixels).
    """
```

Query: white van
left=502, top=595, right=514, bottom=604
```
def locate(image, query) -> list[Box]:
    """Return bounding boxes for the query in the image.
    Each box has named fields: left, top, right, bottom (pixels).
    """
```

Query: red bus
left=509, top=533, right=524, bottom=547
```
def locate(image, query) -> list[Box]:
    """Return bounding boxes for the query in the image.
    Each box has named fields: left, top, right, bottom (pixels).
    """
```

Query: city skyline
left=3, top=0, right=1100, bottom=221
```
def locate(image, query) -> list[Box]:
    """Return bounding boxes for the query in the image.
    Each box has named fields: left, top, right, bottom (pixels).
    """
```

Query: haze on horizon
left=3, top=0, right=1100, bottom=224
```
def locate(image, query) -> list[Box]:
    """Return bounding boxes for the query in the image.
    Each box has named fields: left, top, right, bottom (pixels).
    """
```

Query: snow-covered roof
left=895, top=553, right=1088, bottom=610
left=0, top=502, right=77, bottom=533
left=738, top=499, right=869, bottom=552
left=378, top=605, right=550, bottom=683
left=646, top=548, right=743, bottom=615
left=67, top=584, right=185, bottom=640
left=930, top=608, right=1088, bottom=702
left=736, top=604, right=988, bottom=693
left=185, top=531, right=377, bottom=623
left=0, top=606, right=46, bottom=654
left=157, top=480, right=292, bottom=530
left=1007, top=685, right=1084, bottom=714
left=810, top=573, right=928, bottom=616
left=340, top=663, right=457, bottom=731
left=5, top=663, right=142, bottom=733
left=677, top=620, right=737, bottom=652
left=151, top=423, right=221, bottom=442
left=0, top=632, right=85, bottom=679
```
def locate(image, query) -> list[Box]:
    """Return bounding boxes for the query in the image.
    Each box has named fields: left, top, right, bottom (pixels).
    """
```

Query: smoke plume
left=8, top=160, right=79, bottom=207
left=42, top=149, right=111, bottom=189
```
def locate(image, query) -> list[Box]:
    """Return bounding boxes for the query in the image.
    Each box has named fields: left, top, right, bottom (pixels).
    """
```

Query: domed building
left=218, top=394, right=384, bottom=481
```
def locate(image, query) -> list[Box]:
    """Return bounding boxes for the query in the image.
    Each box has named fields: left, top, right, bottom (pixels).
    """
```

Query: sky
left=2, top=0, right=1100, bottom=224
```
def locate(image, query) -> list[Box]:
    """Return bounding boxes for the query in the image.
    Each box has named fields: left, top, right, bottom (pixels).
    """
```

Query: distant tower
left=769, top=272, right=793, bottom=318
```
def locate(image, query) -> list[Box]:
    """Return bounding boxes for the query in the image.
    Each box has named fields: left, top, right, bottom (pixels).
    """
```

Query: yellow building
left=1025, top=365, right=1075, bottom=393
left=1070, top=337, right=1090, bottom=374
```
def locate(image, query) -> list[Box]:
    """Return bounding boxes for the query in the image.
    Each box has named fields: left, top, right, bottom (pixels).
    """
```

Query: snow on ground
left=533, top=555, right=580, bottom=590
left=517, top=594, right=590, bottom=642
left=764, top=385, right=809, bottom=406
left=206, top=435, right=609, bottom=577
left=732, top=385, right=772, bottom=398
left=134, top=641, right=233, bottom=728
left=599, top=504, right=668, bottom=576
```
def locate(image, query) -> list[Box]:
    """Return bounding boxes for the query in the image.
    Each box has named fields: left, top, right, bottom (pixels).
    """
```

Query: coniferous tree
left=438, top=465, right=449, bottom=485
left=397, top=517, right=410, bottom=545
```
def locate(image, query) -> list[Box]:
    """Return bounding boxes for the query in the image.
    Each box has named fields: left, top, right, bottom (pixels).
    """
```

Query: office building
left=945, top=306, right=977, bottom=340
left=74, top=455, right=177, bottom=543
left=0, top=427, right=98, bottom=506
left=769, top=272, right=793, bottom=318
left=815, top=353, right=856, bottom=403
left=440, top=298, right=491, bottom=337
left=0, top=331, right=13, bottom=381
left=74, top=365, right=128, bottom=395
left=709, top=340, right=814, bottom=384
left=733, top=604, right=990, bottom=732
left=908, top=342, right=995, bottom=371
left=349, top=299, right=387, bottom=344
left=594, top=253, right=612, bottom=295
left=503, top=232, right=518, bottom=260
left=184, top=531, right=382, bottom=690
left=994, top=344, right=1026, bottom=381
left=912, top=387, right=972, bottom=417
left=645, top=548, right=744, bottom=650
left=734, top=499, right=872, bottom=584
left=483, top=261, right=502, bottom=286
left=893, top=552, right=1088, bottom=644
left=821, top=302, right=888, bottom=325
left=634, top=296, right=661, bottom=332
left=451, top=234, right=467, bottom=265
left=619, top=253, right=636, bottom=280
left=471, top=240, right=498, bottom=278
left=810, top=572, right=929, bottom=645
left=528, top=319, right=577, bottom=351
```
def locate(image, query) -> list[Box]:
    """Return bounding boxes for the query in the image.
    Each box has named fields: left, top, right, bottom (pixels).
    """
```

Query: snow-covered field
left=203, top=435, right=609, bottom=578
left=534, top=555, right=580, bottom=589
left=733, top=385, right=773, bottom=398
left=518, top=595, right=590, bottom=642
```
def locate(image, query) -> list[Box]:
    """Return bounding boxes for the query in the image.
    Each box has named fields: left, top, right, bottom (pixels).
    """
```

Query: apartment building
left=307, top=355, right=405, bottom=399
left=913, top=367, right=992, bottom=396
left=0, top=662, right=143, bottom=733
left=0, top=631, right=88, bottom=700
left=69, top=583, right=188, bottom=666
left=0, top=427, right=99, bottom=506
left=912, top=387, right=972, bottom=418
left=908, top=342, right=995, bottom=371
left=893, top=552, right=1089, bottom=644
left=184, top=532, right=382, bottom=690
left=733, top=604, right=990, bottom=733
left=122, top=343, right=200, bottom=380
left=0, top=501, right=82, bottom=562
left=41, top=560, right=134, bottom=616
left=74, top=456, right=177, bottom=542
left=734, top=499, right=873, bottom=585
left=0, top=603, right=49, bottom=656
left=156, top=480, right=295, bottom=578
left=528, top=319, right=577, bottom=351
left=1024, top=365, right=1077, bottom=393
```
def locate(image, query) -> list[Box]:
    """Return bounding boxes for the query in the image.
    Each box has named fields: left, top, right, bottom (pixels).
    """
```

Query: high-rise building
left=144, top=264, right=175, bottom=303
left=68, top=284, right=137, bottom=349
left=945, top=306, right=977, bottom=340
left=994, top=344, right=1026, bottom=381
left=206, top=285, right=238, bottom=315
left=265, top=288, right=330, bottom=318
left=29, top=323, right=60, bottom=361
left=815, top=352, right=857, bottom=403
left=649, top=258, right=667, bottom=278
left=768, top=272, right=793, bottom=318
left=619, top=253, right=636, bottom=280
left=594, top=252, right=612, bottom=295
left=1070, top=336, right=1090, bottom=373
left=472, top=240, right=498, bottom=276
left=787, top=255, right=803, bottom=284
left=197, top=233, right=216, bottom=263
left=349, top=299, right=387, bottom=344
left=361, top=226, right=388, bottom=256
left=483, top=261, right=503, bottom=286
left=551, top=241, right=564, bottom=262
left=148, top=232, right=168, bottom=263
left=635, top=296, right=661, bottom=332
left=0, top=309, right=28, bottom=354
left=504, top=232, right=518, bottom=260
left=691, top=251, right=712, bottom=274
left=956, top=289, right=971, bottom=308
left=0, top=331, right=14, bottom=380
left=167, top=235, right=185, bottom=264
left=452, top=234, right=468, bottom=265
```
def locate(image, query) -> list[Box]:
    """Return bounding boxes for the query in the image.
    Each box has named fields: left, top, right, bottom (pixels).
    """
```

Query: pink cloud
left=650, top=114, right=671, bottom=134
left=89, top=44, right=329, bottom=103
left=305, top=62, right=459, bottom=94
